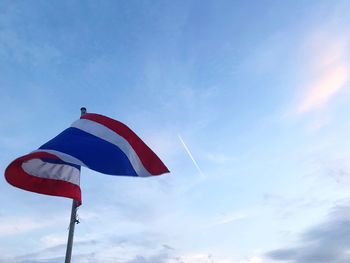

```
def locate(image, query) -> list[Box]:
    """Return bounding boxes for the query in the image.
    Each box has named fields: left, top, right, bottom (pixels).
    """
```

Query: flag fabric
left=5, top=113, right=169, bottom=205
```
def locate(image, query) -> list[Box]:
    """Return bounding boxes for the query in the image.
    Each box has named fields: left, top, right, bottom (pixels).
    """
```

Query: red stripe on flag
left=5, top=152, right=82, bottom=205
left=81, top=113, right=169, bottom=176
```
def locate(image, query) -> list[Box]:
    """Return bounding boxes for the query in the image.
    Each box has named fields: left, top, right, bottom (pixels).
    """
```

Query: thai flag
left=5, top=113, right=169, bottom=205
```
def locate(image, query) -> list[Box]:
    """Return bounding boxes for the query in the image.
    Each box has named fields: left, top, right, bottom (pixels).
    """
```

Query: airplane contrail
left=178, top=134, right=205, bottom=178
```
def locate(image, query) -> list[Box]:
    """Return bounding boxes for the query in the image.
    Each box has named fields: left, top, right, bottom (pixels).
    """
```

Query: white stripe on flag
left=71, top=118, right=152, bottom=177
left=22, top=159, right=80, bottom=186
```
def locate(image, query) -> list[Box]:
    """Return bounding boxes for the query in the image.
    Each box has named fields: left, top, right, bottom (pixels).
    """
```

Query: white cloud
left=40, top=234, right=67, bottom=247
left=297, top=33, right=349, bottom=114
left=298, top=65, right=348, bottom=113
left=0, top=216, right=48, bottom=236
left=166, top=253, right=265, bottom=263
left=168, top=253, right=214, bottom=263
left=241, top=257, right=264, bottom=263
left=0, top=211, right=70, bottom=237
left=209, top=212, right=248, bottom=227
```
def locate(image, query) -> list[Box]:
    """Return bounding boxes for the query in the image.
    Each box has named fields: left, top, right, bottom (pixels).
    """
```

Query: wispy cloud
left=239, top=257, right=264, bottom=263
left=297, top=34, right=349, bottom=114
left=40, top=234, right=67, bottom=248
left=167, top=253, right=264, bottom=263
left=298, top=66, right=348, bottom=113
left=7, top=241, right=97, bottom=263
left=325, top=159, right=350, bottom=186
left=0, top=211, right=71, bottom=237
left=178, top=134, right=205, bottom=178
left=208, top=212, right=248, bottom=227
left=0, top=216, right=49, bottom=236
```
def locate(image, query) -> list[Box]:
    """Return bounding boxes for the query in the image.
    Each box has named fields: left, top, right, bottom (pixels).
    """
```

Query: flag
left=5, top=113, right=169, bottom=205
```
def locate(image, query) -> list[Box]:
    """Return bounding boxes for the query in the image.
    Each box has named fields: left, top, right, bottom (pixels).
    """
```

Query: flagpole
left=64, top=107, right=87, bottom=263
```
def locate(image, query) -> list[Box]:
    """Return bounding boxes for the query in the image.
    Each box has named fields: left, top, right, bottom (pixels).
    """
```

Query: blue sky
left=1, top=0, right=350, bottom=262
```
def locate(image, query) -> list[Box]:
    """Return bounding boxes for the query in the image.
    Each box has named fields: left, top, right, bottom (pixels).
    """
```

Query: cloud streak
left=0, top=216, right=52, bottom=236
left=178, top=134, right=205, bottom=178
left=297, top=34, right=349, bottom=114
left=208, top=212, right=248, bottom=228
left=298, top=65, right=348, bottom=113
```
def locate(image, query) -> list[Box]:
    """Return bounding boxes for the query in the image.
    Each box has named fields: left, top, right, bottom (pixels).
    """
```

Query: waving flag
left=5, top=113, right=169, bottom=205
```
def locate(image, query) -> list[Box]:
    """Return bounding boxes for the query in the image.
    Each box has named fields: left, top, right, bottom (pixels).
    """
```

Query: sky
left=1, top=0, right=350, bottom=262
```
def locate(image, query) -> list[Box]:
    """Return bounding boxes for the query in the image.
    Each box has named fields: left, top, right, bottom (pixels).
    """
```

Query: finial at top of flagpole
left=80, top=107, right=87, bottom=116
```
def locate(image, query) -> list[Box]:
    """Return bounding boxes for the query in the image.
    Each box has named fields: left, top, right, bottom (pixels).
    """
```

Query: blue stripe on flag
left=40, top=158, right=81, bottom=170
left=39, top=127, right=138, bottom=176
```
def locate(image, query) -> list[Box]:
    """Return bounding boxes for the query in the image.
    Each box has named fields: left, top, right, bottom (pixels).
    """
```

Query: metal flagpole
left=64, top=199, right=78, bottom=263
left=64, top=107, right=87, bottom=263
